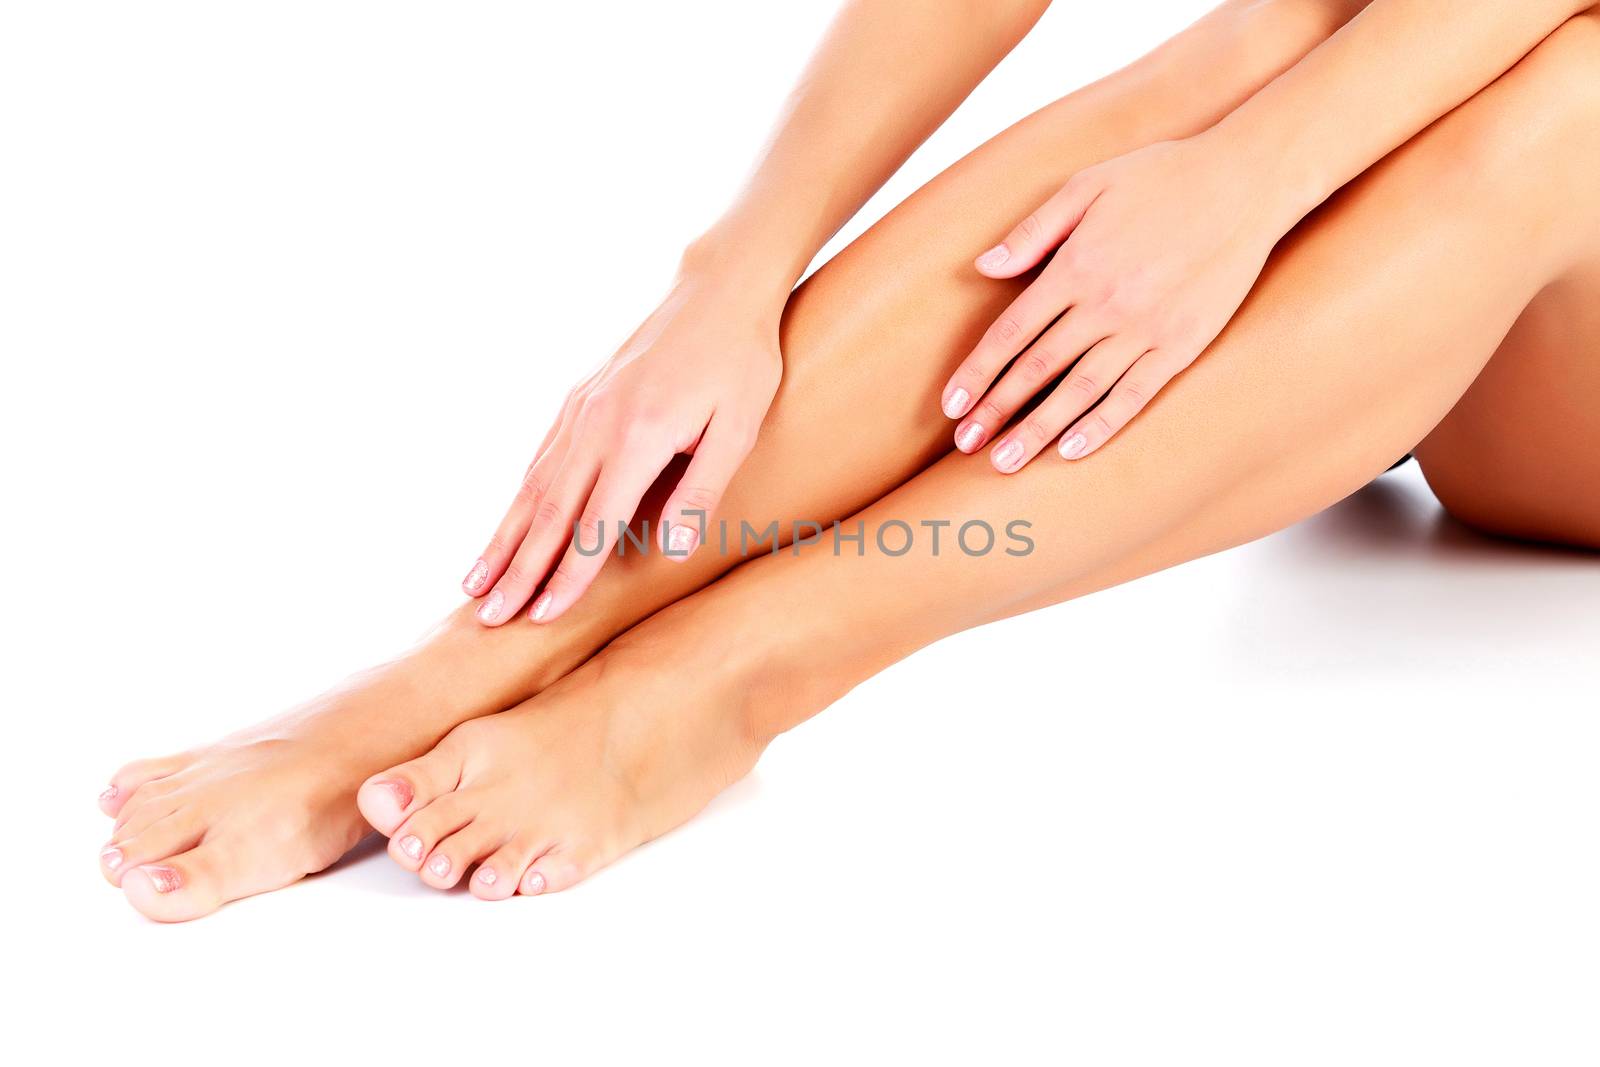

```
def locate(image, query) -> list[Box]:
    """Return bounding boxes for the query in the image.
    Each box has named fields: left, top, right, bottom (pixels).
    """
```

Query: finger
left=952, top=308, right=1108, bottom=455
left=941, top=276, right=1072, bottom=422
left=658, top=414, right=758, bottom=562
left=986, top=334, right=1144, bottom=474
left=973, top=174, right=1098, bottom=279
left=1059, top=348, right=1182, bottom=462
left=530, top=441, right=674, bottom=624
left=477, top=450, right=599, bottom=626
left=462, top=400, right=580, bottom=597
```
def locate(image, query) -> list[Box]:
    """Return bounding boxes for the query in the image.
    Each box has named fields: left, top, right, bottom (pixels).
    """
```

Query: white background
left=5, top=1, right=1597, bottom=1063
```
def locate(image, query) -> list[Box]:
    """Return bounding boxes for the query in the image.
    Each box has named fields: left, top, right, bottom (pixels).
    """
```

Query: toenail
left=99, top=784, right=118, bottom=804
left=400, top=835, right=423, bottom=860
left=142, top=865, right=182, bottom=893
left=522, top=870, right=546, bottom=895
left=376, top=779, right=413, bottom=810
left=101, top=847, right=123, bottom=871
left=476, top=867, right=497, bottom=886
left=427, top=854, right=451, bottom=878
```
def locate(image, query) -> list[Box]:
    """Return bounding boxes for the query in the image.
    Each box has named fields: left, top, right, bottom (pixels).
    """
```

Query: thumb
left=659, top=416, right=758, bottom=562
left=975, top=173, right=1098, bottom=278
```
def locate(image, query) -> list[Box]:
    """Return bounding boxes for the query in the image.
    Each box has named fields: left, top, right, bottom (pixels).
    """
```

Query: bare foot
left=97, top=612, right=568, bottom=922
left=356, top=611, right=772, bottom=898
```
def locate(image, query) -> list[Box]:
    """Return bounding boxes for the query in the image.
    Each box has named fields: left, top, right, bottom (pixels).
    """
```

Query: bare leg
left=355, top=12, right=1600, bottom=900
left=100, top=0, right=1365, bottom=920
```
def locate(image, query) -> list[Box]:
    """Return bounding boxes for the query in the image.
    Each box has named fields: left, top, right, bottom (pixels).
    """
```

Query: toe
left=520, top=847, right=598, bottom=897
left=121, top=844, right=228, bottom=923
left=100, top=753, right=190, bottom=817
left=101, top=809, right=202, bottom=887
left=358, top=744, right=464, bottom=836
left=422, top=820, right=507, bottom=891
left=388, top=792, right=474, bottom=873
left=472, top=835, right=547, bottom=901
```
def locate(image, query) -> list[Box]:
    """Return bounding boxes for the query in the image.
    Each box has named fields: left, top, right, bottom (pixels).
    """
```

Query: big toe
left=121, top=846, right=226, bottom=923
left=358, top=745, right=464, bottom=836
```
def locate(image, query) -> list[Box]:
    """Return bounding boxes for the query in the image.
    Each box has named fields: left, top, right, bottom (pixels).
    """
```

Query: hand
left=463, top=271, right=783, bottom=626
left=941, top=135, right=1292, bottom=472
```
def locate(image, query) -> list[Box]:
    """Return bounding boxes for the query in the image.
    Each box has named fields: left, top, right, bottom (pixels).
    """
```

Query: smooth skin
left=99, top=0, right=1600, bottom=920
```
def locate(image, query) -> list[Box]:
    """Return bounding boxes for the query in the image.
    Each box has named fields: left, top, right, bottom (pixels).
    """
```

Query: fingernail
left=142, top=865, right=182, bottom=893
left=955, top=421, right=987, bottom=452
left=101, top=847, right=124, bottom=871
left=99, top=784, right=118, bottom=805
left=400, top=835, right=424, bottom=860
left=462, top=559, right=489, bottom=594
left=1059, top=432, right=1088, bottom=459
left=943, top=387, right=971, bottom=419
left=666, top=523, right=699, bottom=558
left=530, top=591, right=552, bottom=622
left=427, top=854, right=451, bottom=878
left=477, top=589, right=505, bottom=623
left=976, top=244, right=1010, bottom=271
left=522, top=870, right=546, bottom=895
left=993, top=439, right=1025, bottom=473
left=477, top=867, right=498, bottom=887
left=375, top=779, right=413, bottom=811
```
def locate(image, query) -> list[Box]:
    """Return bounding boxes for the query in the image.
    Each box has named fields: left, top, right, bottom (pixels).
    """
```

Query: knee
left=1508, top=10, right=1600, bottom=121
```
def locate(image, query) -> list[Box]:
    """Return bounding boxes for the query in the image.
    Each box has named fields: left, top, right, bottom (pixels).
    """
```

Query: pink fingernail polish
left=522, top=870, right=546, bottom=895
left=1059, top=432, right=1088, bottom=459
left=976, top=244, right=1011, bottom=271
left=376, top=779, right=413, bottom=811
left=142, top=865, right=182, bottom=893
left=955, top=422, right=986, bottom=452
left=462, top=559, right=489, bottom=594
left=666, top=524, right=699, bottom=558
left=427, top=854, right=451, bottom=878
left=477, top=590, right=505, bottom=623
left=400, top=835, right=423, bottom=860
left=993, top=439, right=1025, bottom=472
left=530, top=591, right=552, bottom=622
left=101, top=847, right=124, bottom=871
left=477, top=867, right=497, bottom=887
left=99, top=784, right=118, bottom=804
left=943, top=387, right=971, bottom=419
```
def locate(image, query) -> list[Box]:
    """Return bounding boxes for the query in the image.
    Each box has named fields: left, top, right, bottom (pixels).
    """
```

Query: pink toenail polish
left=943, top=387, right=971, bottom=419
left=427, top=855, right=451, bottom=878
left=101, top=847, right=124, bottom=871
left=955, top=421, right=986, bottom=452
left=530, top=591, right=553, bottom=622
left=1059, top=432, right=1088, bottom=459
left=462, top=559, right=490, bottom=594
left=142, top=865, right=182, bottom=893
left=99, top=784, right=118, bottom=804
left=477, top=867, right=497, bottom=886
left=522, top=870, right=546, bottom=895
left=477, top=590, right=505, bottom=623
left=993, top=438, right=1024, bottom=472
left=376, top=779, right=413, bottom=811
left=976, top=244, right=1011, bottom=271
left=666, top=523, right=699, bottom=558
left=400, top=835, right=423, bottom=860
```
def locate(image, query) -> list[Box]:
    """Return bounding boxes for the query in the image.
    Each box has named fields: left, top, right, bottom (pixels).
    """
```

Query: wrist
left=1191, top=115, right=1332, bottom=236
left=679, top=223, right=808, bottom=304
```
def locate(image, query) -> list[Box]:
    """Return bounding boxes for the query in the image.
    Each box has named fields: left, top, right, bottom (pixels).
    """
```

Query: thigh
left=1415, top=254, right=1600, bottom=549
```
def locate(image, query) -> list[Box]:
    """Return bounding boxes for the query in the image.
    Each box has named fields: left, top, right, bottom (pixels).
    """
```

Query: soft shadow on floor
left=1221, top=470, right=1598, bottom=679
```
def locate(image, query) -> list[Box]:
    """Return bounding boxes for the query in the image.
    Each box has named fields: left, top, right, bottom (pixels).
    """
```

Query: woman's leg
left=1414, top=251, right=1600, bottom=548
left=350, top=11, right=1600, bottom=902
left=101, top=0, right=1366, bottom=919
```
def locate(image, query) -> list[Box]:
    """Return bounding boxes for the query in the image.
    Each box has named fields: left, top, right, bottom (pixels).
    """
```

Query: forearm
left=684, top=0, right=1054, bottom=296
left=1208, top=0, right=1591, bottom=226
